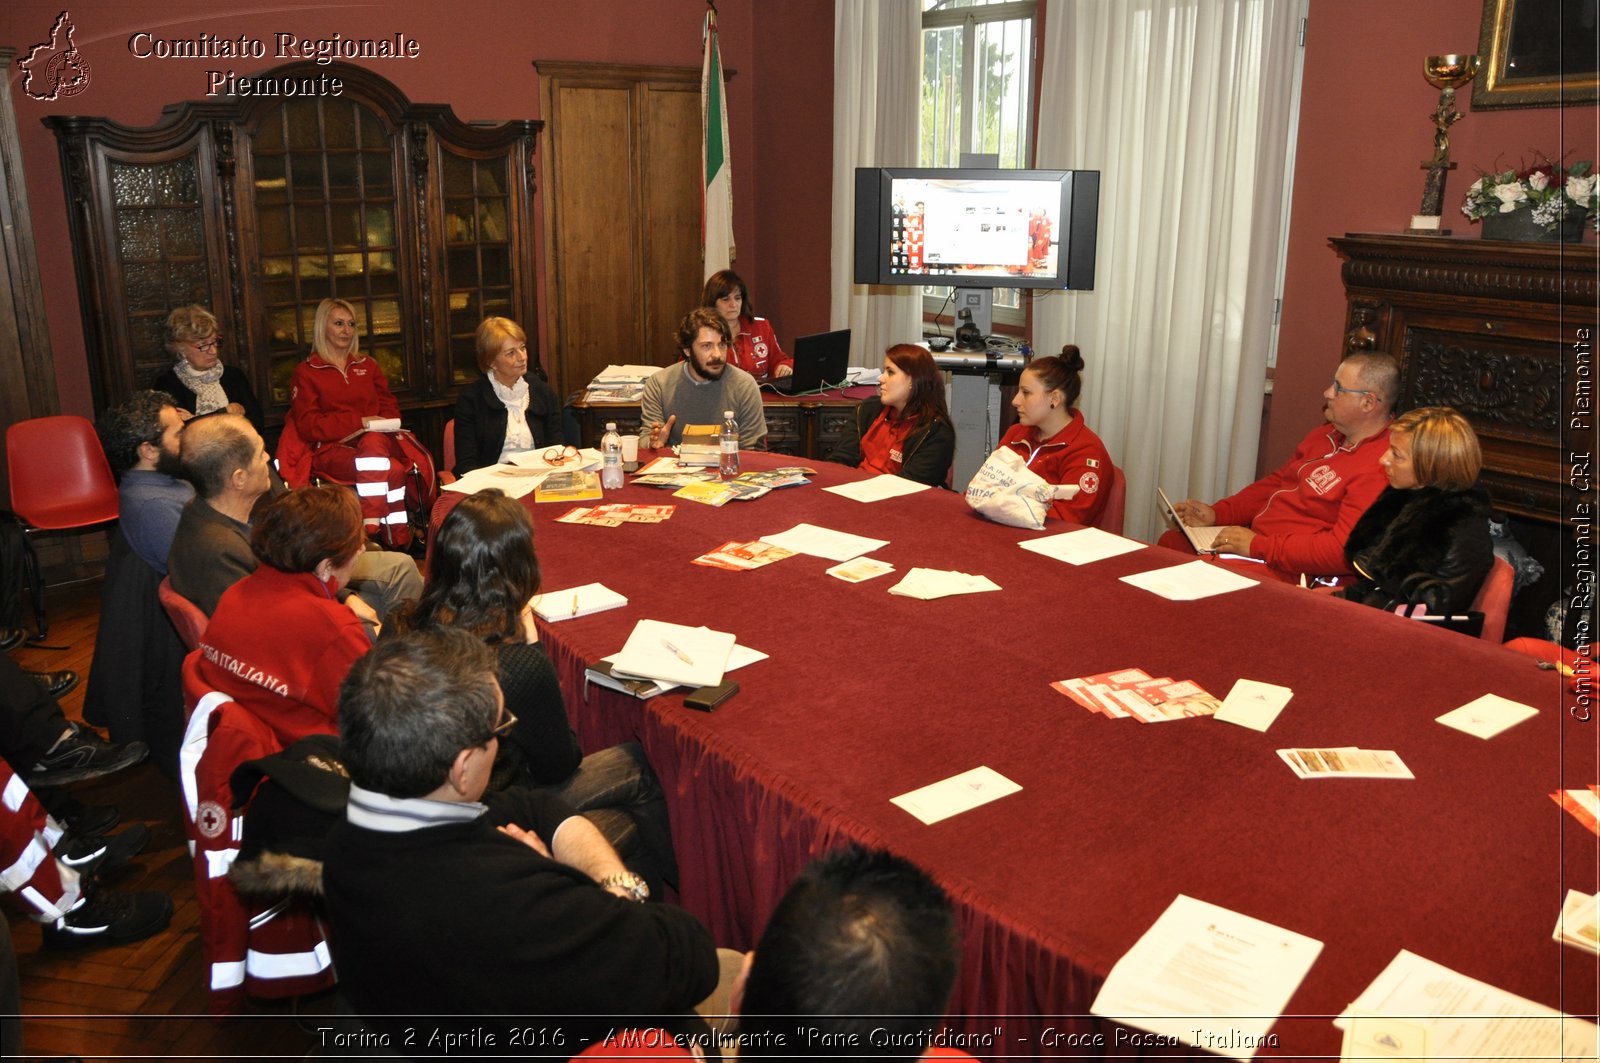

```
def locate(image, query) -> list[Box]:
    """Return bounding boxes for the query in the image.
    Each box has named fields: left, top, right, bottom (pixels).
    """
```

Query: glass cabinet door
left=440, top=148, right=516, bottom=385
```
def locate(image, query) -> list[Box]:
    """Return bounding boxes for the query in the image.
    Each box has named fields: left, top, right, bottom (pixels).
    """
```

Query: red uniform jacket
left=287, top=353, right=400, bottom=444
left=728, top=317, right=791, bottom=379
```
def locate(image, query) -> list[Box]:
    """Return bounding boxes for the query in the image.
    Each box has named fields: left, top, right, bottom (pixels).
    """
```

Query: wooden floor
left=12, top=580, right=336, bottom=1061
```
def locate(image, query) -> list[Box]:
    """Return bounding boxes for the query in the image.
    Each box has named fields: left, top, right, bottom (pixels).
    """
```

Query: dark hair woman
left=998, top=345, right=1114, bottom=525
left=192, top=486, right=375, bottom=746
left=702, top=269, right=792, bottom=380
left=825, top=344, right=955, bottom=486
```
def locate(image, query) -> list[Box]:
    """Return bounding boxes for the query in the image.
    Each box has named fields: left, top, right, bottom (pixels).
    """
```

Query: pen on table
left=571, top=593, right=580, bottom=617
left=1537, top=659, right=1578, bottom=678
left=661, top=638, right=695, bottom=665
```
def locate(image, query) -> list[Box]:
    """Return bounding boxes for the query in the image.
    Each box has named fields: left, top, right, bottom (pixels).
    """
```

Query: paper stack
left=887, top=568, right=1000, bottom=600
left=1051, top=667, right=1220, bottom=722
left=609, top=619, right=736, bottom=688
left=529, top=583, right=627, bottom=622
left=1276, top=747, right=1413, bottom=780
left=677, top=424, right=722, bottom=467
left=693, top=541, right=795, bottom=571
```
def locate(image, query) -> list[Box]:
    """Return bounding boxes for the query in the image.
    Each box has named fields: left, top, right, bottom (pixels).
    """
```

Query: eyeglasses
left=542, top=445, right=580, bottom=466
left=193, top=338, right=221, bottom=353
left=1329, top=377, right=1375, bottom=398
left=476, top=709, right=518, bottom=747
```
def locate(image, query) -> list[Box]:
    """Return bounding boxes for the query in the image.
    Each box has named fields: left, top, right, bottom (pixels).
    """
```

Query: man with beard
left=641, top=307, right=767, bottom=449
left=97, top=390, right=191, bottom=576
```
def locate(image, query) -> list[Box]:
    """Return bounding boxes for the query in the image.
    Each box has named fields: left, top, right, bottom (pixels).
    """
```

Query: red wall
left=1272, top=0, right=1599, bottom=467
left=0, top=0, right=835, bottom=415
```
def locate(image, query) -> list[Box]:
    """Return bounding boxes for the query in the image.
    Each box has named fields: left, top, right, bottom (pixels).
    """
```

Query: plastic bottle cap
left=605, top=422, right=616, bottom=430
left=723, top=411, right=734, bottom=418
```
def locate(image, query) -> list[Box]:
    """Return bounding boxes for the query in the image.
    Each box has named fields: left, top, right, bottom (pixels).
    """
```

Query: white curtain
left=1035, top=0, right=1303, bottom=541
left=830, top=0, right=922, bottom=363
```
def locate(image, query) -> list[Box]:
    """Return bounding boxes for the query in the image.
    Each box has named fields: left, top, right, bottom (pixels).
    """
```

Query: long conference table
left=436, top=452, right=1596, bottom=1058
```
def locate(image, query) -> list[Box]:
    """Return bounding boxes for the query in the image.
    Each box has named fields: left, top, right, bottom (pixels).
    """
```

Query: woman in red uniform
left=283, top=298, right=433, bottom=547
left=999, top=346, right=1113, bottom=525
left=701, top=270, right=792, bottom=380
left=826, top=344, right=955, bottom=486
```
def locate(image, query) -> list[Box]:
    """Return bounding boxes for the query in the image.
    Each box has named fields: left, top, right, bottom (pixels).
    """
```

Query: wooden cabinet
left=1330, top=233, right=1595, bottom=525
left=46, top=63, right=542, bottom=456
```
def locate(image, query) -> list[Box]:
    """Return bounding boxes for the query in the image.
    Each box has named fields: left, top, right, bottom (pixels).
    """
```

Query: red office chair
left=1095, top=465, right=1126, bottom=534
left=439, top=419, right=458, bottom=486
left=1471, top=555, right=1514, bottom=644
left=158, top=576, right=210, bottom=651
left=6, top=415, right=121, bottom=637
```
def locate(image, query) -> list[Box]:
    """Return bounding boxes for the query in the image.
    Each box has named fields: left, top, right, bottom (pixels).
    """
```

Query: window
left=920, top=0, right=1037, bottom=325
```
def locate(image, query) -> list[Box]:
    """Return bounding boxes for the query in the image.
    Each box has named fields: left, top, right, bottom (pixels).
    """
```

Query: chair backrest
left=1471, top=554, right=1514, bottom=644
left=159, top=576, right=210, bottom=651
left=1094, top=464, right=1127, bottom=535
left=6, top=416, right=120, bottom=530
left=443, top=419, right=457, bottom=475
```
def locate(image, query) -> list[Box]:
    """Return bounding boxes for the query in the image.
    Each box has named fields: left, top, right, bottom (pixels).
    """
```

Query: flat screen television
left=853, top=167, right=1100, bottom=291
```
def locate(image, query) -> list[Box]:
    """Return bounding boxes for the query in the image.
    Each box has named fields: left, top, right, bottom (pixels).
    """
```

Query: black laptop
left=771, top=329, right=851, bottom=394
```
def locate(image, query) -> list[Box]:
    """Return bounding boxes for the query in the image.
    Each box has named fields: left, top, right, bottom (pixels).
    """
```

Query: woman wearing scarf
left=151, top=305, right=264, bottom=433
left=451, top=317, right=563, bottom=476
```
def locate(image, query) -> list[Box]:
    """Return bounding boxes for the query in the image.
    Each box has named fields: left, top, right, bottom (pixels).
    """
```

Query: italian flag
left=702, top=8, right=734, bottom=278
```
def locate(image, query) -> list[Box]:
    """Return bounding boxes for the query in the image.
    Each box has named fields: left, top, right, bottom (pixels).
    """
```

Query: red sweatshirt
left=727, top=317, right=791, bottom=379
left=999, top=412, right=1112, bottom=526
left=288, top=353, right=400, bottom=444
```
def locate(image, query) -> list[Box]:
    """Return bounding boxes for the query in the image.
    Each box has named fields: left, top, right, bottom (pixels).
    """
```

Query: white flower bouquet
left=1462, top=154, right=1597, bottom=234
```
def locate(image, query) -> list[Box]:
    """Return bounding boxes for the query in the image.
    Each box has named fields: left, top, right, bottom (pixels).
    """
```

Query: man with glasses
left=1162, top=351, right=1398, bottom=583
left=324, top=629, right=730, bottom=1048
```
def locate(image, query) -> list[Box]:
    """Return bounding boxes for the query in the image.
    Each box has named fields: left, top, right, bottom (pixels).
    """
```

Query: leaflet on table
left=1276, top=747, right=1414, bottom=780
left=886, top=568, right=1000, bottom=600
left=1552, top=785, right=1600, bottom=834
left=890, top=766, right=1021, bottom=825
left=507, top=447, right=603, bottom=472
left=1090, top=894, right=1324, bottom=1061
left=693, top=540, right=795, bottom=571
left=534, top=471, right=603, bottom=503
left=529, top=582, right=628, bottom=622
left=1435, top=692, right=1539, bottom=738
left=1019, top=526, right=1147, bottom=566
left=826, top=557, right=894, bottom=582
left=761, top=523, right=890, bottom=562
left=609, top=619, right=737, bottom=687
left=673, top=480, right=741, bottom=507
left=822, top=474, right=931, bottom=504
left=1120, top=559, right=1259, bottom=601
left=556, top=504, right=676, bottom=527
left=1213, top=678, right=1294, bottom=732
left=1554, top=889, right=1600, bottom=954
left=1051, top=667, right=1220, bottom=722
left=1335, top=949, right=1598, bottom=1060
left=441, top=464, right=549, bottom=499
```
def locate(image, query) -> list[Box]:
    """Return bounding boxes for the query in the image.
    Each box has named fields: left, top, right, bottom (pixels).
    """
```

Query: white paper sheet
left=1436, top=693, right=1540, bottom=739
left=761, top=523, right=890, bottom=562
left=1090, top=894, right=1323, bottom=1061
left=530, top=583, right=628, bottom=622
left=886, top=568, right=1001, bottom=600
left=1019, top=527, right=1147, bottom=566
left=822, top=474, right=932, bottom=504
left=890, top=766, right=1021, bottom=824
left=609, top=619, right=736, bottom=688
left=1120, top=559, right=1259, bottom=601
left=1214, top=678, right=1294, bottom=732
left=826, top=557, right=895, bottom=583
left=1336, top=949, right=1598, bottom=1061
left=441, top=464, right=550, bottom=499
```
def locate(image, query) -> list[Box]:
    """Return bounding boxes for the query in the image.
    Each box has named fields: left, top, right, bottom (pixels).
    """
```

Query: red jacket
left=194, top=566, right=370, bottom=748
left=999, top=413, right=1112, bottom=526
left=1211, top=421, right=1390, bottom=579
left=0, top=756, right=75, bottom=919
left=287, top=353, right=400, bottom=444
left=728, top=317, right=790, bottom=379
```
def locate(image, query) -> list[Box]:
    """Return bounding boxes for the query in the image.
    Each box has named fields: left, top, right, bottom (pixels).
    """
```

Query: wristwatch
left=598, top=872, right=650, bottom=903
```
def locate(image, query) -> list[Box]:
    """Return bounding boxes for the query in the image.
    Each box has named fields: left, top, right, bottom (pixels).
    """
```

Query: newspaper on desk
left=583, top=364, right=658, bottom=403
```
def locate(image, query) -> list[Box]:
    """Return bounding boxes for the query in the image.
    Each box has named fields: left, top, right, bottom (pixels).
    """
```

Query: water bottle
left=601, top=422, right=623, bottom=489
left=719, top=410, right=740, bottom=479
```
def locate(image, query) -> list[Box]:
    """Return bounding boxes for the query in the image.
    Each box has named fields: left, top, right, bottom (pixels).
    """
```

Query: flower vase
left=1480, top=210, right=1587, bottom=243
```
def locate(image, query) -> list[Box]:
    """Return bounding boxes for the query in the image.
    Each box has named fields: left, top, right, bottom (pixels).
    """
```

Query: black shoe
left=37, top=791, right=120, bottom=838
left=54, top=822, right=150, bottom=878
left=0, top=626, right=23, bottom=652
left=42, top=889, right=173, bottom=951
left=28, top=670, right=79, bottom=699
left=30, top=724, right=149, bottom=787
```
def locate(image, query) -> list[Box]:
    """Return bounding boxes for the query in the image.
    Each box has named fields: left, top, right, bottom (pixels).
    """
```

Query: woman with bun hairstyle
left=998, top=345, right=1113, bottom=525
left=825, top=344, right=955, bottom=486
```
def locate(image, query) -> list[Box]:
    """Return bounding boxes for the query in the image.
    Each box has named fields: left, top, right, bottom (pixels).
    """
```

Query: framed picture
left=1474, top=0, right=1600, bottom=108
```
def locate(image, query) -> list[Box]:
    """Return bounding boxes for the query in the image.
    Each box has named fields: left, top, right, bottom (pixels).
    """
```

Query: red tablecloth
left=435, top=453, right=1597, bottom=1059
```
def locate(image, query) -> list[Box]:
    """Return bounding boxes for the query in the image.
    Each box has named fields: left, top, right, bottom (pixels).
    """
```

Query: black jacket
left=150, top=364, right=265, bottom=435
left=452, top=372, right=563, bottom=475
left=1339, top=485, right=1494, bottom=615
left=824, top=396, right=955, bottom=487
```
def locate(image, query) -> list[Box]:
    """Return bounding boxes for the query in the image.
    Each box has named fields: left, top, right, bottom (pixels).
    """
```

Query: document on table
left=1554, top=889, right=1600, bottom=955
left=592, top=640, right=768, bottom=699
left=761, top=522, right=889, bottom=562
left=609, top=619, right=736, bottom=688
left=1435, top=693, right=1539, bottom=739
left=890, top=766, right=1020, bottom=825
left=1552, top=786, right=1600, bottom=834
left=1214, top=678, right=1294, bottom=732
left=529, top=582, right=628, bottom=622
left=1277, top=747, right=1414, bottom=780
left=441, top=464, right=549, bottom=499
left=1090, top=894, right=1323, bottom=1060
left=1019, top=526, right=1147, bottom=566
left=822, top=474, right=932, bottom=504
left=1120, top=559, right=1259, bottom=601
left=887, top=568, right=1000, bottom=600
left=826, top=557, right=895, bottom=583
left=1336, top=949, right=1598, bottom=1061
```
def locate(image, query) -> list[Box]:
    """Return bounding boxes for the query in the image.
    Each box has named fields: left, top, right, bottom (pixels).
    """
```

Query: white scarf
left=490, top=375, right=533, bottom=461
left=172, top=359, right=228, bottom=416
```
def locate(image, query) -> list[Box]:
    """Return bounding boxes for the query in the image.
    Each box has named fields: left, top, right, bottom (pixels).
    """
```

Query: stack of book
left=677, top=424, right=721, bottom=467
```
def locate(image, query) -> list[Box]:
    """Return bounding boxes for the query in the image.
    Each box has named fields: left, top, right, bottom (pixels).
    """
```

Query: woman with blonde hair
left=151, top=305, right=264, bottom=432
left=451, top=317, right=562, bottom=476
left=1338, top=406, right=1494, bottom=614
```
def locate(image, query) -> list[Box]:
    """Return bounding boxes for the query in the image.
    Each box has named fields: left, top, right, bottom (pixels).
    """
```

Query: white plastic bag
left=963, top=446, right=1078, bottom=530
